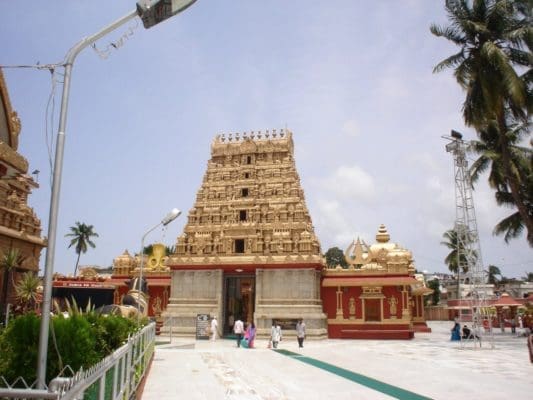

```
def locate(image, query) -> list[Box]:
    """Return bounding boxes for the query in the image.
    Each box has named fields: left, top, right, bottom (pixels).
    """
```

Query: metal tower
left=444, top=130, right=493, bottom=348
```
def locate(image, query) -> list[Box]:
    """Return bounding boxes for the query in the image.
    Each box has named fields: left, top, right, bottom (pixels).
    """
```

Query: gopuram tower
left=164, top=130, right=327, bottom=339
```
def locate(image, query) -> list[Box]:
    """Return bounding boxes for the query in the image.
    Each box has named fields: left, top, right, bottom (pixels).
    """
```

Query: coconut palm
left=431, top=0, right=533, bottom=245
left=522, top=272, right=533, bottom=282
left=469, top=120, right=532, bottom=242
left=66, top=222, right=99, bottom=276
left=14, top=272, right=41, bottom=313
left=487, top=265, right=503, bottom=284
left=0, top=248, right=25, bottom=318
left=441, top=227, right=474, bottom=298
left=441, top=228, right=470, bottom=276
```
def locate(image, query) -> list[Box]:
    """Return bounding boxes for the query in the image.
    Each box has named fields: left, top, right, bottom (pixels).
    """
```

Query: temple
left=162, top=130, right=328, bottom=338
left=50, top=130, right=434, bottom=340
left=0, top=69, right=46, bottom=314
left=321, top=225, right=432, bottom=339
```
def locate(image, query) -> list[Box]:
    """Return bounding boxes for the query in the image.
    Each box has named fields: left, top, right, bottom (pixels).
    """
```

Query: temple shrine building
left=322, top=225, right=432, bottom=339
left=0, top=70, right=46, bottom=315
left=163, top=130, right=328, bottom=339
left=51, top=130, right=433, bottom=340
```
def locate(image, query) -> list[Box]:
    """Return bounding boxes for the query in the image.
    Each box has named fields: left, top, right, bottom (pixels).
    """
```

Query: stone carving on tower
left=0, top=69, right=45, bottom=304
left=170, top=129, right=321, bottom=264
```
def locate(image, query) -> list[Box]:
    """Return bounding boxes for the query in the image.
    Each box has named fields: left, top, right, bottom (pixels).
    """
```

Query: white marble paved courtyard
left=141, top=321, right=532, bottom=400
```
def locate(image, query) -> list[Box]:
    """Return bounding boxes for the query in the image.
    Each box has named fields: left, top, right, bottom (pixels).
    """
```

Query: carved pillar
left=336, top=286, right=343, bottom=319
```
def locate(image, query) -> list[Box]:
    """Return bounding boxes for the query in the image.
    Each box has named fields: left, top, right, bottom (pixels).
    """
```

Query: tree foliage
left=0, top=311, right=138, bottom=385
left=432, top=0, right=533, bottom=246
left=427, top=279, right=441, bottom=305
left=324, top=247, right=348, bottom=268
left=66, top=222, right=99, bottom=276
left=14, top=272, right=41, bottom=314
left=0, top=248, right=25, bottom=318
left=441, top=228, right=470, bottom=275
left=487, top=264, right=503, bottom=284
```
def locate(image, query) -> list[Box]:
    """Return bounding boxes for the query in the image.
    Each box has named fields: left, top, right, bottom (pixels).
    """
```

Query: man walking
left=234, top=316, right=244, bottom=347
left=271, top=320, right=282, bottom=349
left=296, top=318, right=306, bottom=348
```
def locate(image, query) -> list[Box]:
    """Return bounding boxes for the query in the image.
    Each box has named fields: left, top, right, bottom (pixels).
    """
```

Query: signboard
left=274, top=318, right=299, bottom=331
left=53, top=281, right=115, bottom=289
left=196, top=314, right=210, bottom=340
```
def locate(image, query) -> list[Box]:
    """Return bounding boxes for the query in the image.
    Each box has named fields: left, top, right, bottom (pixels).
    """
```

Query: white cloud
left=341, top=119, right=359, bottom=138
left=377, top=75, right=410, bottom=99
left=323, top=165, right=376, bottom=201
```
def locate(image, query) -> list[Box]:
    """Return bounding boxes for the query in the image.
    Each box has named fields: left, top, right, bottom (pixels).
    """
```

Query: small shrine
left=321, top=225, right=432, bottom=339
left=52, top=244, right=171, bottom=324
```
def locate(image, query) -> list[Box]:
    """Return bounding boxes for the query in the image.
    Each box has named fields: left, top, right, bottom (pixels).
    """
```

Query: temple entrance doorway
left=364, top=299, right=382, bottom=322
left=223, top=275, right=255, bottom=335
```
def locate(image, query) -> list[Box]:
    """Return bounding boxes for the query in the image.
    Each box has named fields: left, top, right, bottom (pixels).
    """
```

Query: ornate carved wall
left=0, top=69, right=46, bottom=310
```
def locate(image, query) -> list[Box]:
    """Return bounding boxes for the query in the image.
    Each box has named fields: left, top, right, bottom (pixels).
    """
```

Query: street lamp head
left=162, top=208, right=181, bottom=225
left=137, top=0, right=197, bottom=29
left=451, top=129, right=463, bottom=140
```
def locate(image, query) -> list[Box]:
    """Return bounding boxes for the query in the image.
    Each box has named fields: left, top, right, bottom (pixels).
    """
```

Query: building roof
left=492, top=293, right=522, bottom=307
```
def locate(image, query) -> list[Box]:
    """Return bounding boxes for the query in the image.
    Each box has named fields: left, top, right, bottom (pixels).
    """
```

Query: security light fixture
left=137, top=0, right=197, bottom=29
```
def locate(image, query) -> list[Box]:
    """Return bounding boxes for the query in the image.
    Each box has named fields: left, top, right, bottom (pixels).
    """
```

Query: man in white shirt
left=211, top=316, right=218, bottom=341
left=233, top=317, right=244, bottom=347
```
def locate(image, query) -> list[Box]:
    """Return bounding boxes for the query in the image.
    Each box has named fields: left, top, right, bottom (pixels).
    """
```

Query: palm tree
left=431, top=0, right=533, bottom=245
left=0, top=248, right=25, bottom=318
left=487, top=264, right=503, bottom=284
left=441, top=228, right=471, bottom=298
left=522, top=272, right=533, bottom=282
left=66, top=222, right=99, bottom=276
left=14, top=272, right=41, bottom=314
left=469, top=120, right=532, bottom=242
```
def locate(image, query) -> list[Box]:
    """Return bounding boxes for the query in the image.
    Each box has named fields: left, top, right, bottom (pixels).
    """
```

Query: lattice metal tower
left=444, top=130, right=493, bottom=348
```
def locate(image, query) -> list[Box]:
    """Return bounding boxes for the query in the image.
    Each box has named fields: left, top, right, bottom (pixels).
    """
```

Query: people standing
left=246, top=321, right=256, bottom=348
left=271, top=320, right=282, bottom=349
left=228, top=312, right=235, bottom=333
left=296, top=318, right=306, bottom=348
left=234, top=316, right=244, bottom=347
left=211, top=316, right=218, bottom=341
left=450, top=320, right=460, bottom=341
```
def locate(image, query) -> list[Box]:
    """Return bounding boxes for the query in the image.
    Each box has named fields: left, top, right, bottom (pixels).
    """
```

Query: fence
left=425, top=306, right=451, bottom=321
left=0, top=322, right=155, bottom=400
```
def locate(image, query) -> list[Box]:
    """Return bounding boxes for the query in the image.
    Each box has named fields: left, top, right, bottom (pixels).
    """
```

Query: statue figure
left=349, top=297, right=356, bottom=319
left=389, top=296, right=398, bottom=316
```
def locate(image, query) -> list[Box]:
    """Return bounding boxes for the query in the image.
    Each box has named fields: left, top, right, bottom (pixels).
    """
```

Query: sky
left=1, top=0, right=531, bottom=279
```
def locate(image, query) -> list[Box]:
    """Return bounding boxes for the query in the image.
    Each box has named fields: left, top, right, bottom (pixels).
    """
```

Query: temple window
left=242, top=188, right=249, bottom=197
left=239, top=210, right=247, bottom=221
left=244, top=172, right=250, bottom=179
left=246, top=155, right=252, bottom=164
left=235, top=239, right=245, bottom=253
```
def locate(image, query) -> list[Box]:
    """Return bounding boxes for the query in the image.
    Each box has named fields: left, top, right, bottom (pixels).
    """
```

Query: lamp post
left=36, top=0, right=197, bottom=389
left=137, top=208, right=181, bottom=322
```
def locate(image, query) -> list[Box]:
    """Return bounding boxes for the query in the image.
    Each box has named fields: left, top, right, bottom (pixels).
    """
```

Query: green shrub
left=0, top=312, right=40, bottom=383
left=46, top=314, right=100, bottom=379
left=0, top=312, right=140, bottom=385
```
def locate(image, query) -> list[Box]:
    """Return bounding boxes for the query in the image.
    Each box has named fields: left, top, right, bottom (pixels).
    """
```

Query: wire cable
left=91, top=19, right=139, bottom=59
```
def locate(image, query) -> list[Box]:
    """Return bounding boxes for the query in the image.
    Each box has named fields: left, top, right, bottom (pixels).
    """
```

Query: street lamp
left=36, top=0, right=197, bottom=389
left=137, top=208, right=181, bottom=322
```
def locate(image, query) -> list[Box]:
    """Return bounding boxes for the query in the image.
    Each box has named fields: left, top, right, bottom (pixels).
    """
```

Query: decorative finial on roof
left=376, top=224, right=390, bottom=243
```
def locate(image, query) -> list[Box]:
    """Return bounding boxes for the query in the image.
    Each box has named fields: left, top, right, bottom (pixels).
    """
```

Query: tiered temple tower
left=0, top=70, right=46, bottom=312
left=163, top=130, right=327, bottom=338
